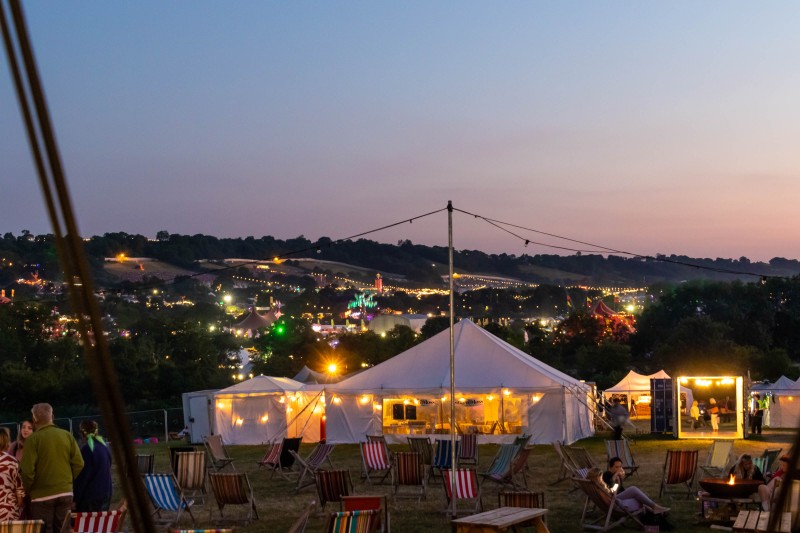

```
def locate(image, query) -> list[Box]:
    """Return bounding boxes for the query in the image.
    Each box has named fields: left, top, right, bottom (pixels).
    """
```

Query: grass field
left=129, top=425, right=796, bottom=532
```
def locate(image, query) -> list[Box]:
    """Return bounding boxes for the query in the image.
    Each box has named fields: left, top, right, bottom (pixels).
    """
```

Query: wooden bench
left=732, top=510, right=791, bottom=532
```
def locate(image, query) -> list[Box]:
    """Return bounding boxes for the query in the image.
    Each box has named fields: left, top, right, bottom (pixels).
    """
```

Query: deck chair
left=699, top=440, right=733, bottom=478
left=322, top=509, right=381, bottom=533
left=407, top=436, right=433, bottom=473
left=552, top=441, right=581, bottom=484
left=208, top=472, right=259, bottom=524
left=430, top=439, right=459, bottom=479
left=287, top=500, right=316, bottom=533
left=143, top=473, right=196, bottom=527
left=136, top=453, right=155, bottom=475
left=169, top=446, right=197, bottom=474
left=0, top=522, right=45, bottom=533
left=752, top=456, right=769, bottom=476
left=366, top=434, right=391, bottom=461
left=290, top=442, right=336, bottom=492
left=498, top=490, right=545, bottom=508
left=360, top=441, right=393, bottom=485
left=256, top=440, right=283, bottom=471
left=566, top=445, right=598, bottom=470
left=204, top=435, right=235, bottom=471
left=482, top=445, right=530, bottom=489
left=315, top=469, right=354, bottom=512
left=343, top=495, right=390, bottom=533
left=761, top=448, right=783, bottom=474
left=659, top=449, right=699, bottom=499
left=393, top=452, right=427, bottom=502
left=458, top=433, right=479, bottom=466
left=443, top=468, right=483, bottom=515
left=605, top=439, right=639, bottom=477
left=60, top=509, right=126, bottom=533
left=175, top=451, right=208, bottom=504
left=574, top=477, right=645, bottom=532
left=259, top=437, right=302, bottom=480
left=479, top=443, right=519, bottom=484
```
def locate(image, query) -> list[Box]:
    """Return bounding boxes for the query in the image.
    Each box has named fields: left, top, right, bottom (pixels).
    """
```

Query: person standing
left=9, top=421, right=33, bottom=461
left=0, top=427, right=25, bottom=521
left=752, top=394, right=765, bottom=435
left=73, top=420, right=112, bottom=512
left=20, top=404, right=83, bottom=533
left=607, top=398, right=629, bottom=440
left=709, top=398, right=720, bottom=432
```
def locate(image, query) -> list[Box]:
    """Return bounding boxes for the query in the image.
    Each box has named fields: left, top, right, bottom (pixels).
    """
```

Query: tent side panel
left=325, top=395, right=380, bottom=444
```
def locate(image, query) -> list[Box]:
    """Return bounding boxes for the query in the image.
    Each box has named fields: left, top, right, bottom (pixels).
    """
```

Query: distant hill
left=2, top=231, right=799, bottom=288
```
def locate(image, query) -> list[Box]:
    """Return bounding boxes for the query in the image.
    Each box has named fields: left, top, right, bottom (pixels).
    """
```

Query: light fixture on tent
left=531, top=394, right=542, bottom=403
left=261, top=415, right=268, bottom=423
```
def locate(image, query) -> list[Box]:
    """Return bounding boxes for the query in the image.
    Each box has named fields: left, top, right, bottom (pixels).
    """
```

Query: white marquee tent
left=324, top=319, right=595, bottom=445
left=212, top=376, right=324, bottom=444
left=757, top=375, right=800, bottom=428
left=604, top=370, right=694, bottom=414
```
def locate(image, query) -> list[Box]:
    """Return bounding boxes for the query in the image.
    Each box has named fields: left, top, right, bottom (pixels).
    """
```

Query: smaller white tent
left=759, top=376, right=800, bottom=428
left=213, top=376, right=324, bottom=444
left=604, top=370, right=694, bottom=414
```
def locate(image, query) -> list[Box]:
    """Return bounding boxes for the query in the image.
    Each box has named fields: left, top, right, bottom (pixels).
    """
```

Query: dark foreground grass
left=125, top=427, right=796, bottom=532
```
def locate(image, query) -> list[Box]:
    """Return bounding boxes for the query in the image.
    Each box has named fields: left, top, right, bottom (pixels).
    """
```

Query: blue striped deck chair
left=144, top=473, right=196, bottom=526
left=479, top=443, right=519, bottom=483
left=0, top=521, right=44, bottom=533
left=430, top=439, right=460, bottom=479
left=323, top=509, right=381, bottom=533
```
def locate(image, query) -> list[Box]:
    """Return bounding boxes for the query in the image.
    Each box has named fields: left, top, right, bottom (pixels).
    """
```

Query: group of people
left=727, top=452, right=790, bottom=511
left=0, top=403, right=112, bottom=533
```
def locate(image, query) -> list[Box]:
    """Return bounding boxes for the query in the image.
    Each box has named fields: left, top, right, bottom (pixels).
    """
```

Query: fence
left=3, top=407, right=184, bottom=443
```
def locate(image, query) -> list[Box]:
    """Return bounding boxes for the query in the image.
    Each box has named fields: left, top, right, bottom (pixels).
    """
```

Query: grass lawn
left=129, top=426, right=796, bottom=532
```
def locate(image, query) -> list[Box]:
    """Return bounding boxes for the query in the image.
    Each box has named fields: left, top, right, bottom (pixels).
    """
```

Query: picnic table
left=732, top=510, right=791, bottom=532
left=451, top=506, right=549, bottom=533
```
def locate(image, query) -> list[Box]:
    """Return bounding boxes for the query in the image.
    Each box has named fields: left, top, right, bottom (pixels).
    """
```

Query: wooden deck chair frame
left=659, top=449, right=699, bottom=499
left=208, top=472, right=259, bottom=525
left=290, top=442, right=336, bottom=492
left=479, top=443, right=519, bottom=485
left=175, top=451, right=208, bottom=505
left=143, top=472, right=196, bottom=527
left=458, top=433, right=479, bottom=466
left=203, top=435, right=235, bottom=471
left=343, top=495, right=390, bottom=533
left=256, top=440, right=283, bottom=473
left=761, top=448, right=783, bottom=474
left=393, top=452, right=427, bottom=502
left=322, top=509, right=381, bottom=533
left=574, top=477, right=645, bottom=532
left=407, top=436, right=434, bottom=473
left=360, top=441, right=393, bottom=485
left=287, top=500, right=316, bottom=533
left=60, top=508, right=127, bottom=533
left=699, top=440, right=733, bottom=478
left=566, top=445, right=598, bottom=470
left=169, top=445, right=198, bottom=475
left=0, top=521, right=45, bottom=533
left=482, top=445, right=530, bottom=489
left=605, top=439, right=639, bottom=477
left=552, top=441, right=581, bottom=484
left=136, top=453, right=155, bottom=476
left=443, top=468, right=483, bottom=515
left=314, top=469, right=354, bottom=512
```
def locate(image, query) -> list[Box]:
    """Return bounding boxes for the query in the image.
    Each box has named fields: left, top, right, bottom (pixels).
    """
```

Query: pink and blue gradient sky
left=2, top=2, right=798, bottom=261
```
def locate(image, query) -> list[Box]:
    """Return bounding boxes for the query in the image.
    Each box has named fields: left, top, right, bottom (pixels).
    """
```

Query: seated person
left=603, top=456, right=627, bottom=492
left=759, top=455, right=790, bottom=511
left=587, top=467, right=670, bottom=515
left=729, top=453, right=766, bottom=481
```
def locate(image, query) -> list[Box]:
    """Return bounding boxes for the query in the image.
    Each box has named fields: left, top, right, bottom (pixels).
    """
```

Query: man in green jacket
left=20, top=403, right=84, bottom=533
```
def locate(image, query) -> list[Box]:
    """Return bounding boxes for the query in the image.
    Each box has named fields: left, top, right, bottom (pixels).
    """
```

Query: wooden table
left=699, top=491, right=758, bottom=523
left=733, top=510, right=791, bottom=532
left=451, top=507, right=549, bottom=533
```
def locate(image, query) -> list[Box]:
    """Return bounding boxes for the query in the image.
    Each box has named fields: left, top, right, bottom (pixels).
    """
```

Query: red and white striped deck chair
left=660, top=449, right=699, bottom=499
left=443, top=468, right=483, bottom=515
left=360, top=441, right=393, bottom=485
left=257, top=440, right=283, bottom=475
left=458, top=433, right=479, bottom=466
left=61, top=509, right=126, bottom=533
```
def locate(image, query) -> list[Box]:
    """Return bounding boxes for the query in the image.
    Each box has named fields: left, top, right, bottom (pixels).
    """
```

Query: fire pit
left=699, top=477, right=763, bottom=499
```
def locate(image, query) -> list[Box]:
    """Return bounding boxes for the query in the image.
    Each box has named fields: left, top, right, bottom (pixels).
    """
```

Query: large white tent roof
left=605, top=370, right=670, bottom=393
left=328, top=318, right=588, bottom=395
left=215, top=375, right=305, bottom=397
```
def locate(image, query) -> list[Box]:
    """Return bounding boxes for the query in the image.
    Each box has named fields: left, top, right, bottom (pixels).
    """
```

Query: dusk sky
left=2, top=2, right=798, bottom=261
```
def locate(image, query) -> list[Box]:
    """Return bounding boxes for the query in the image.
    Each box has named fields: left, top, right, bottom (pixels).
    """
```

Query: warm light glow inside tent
left=675, top=375, right=743, bottom=439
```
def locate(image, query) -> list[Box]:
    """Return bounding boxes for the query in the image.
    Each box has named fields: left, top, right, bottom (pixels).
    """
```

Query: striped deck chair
left=360, top=441, right=393, bottom=485
left=208, top=472, right=259, bottom=524
left=605, top=439, right=639, bottom=477
left=291, top=443, right=336, bottom=492
left=204, top=435, right=235, bottom=471
left=366, top=435, right=391, bottom=457
left=430, top=439, right=459, bottom=479
left=287, top=500, right=316, bottom=533
left=458, top=433, right=478, bottom=466
left=315, top=469, right=354, bottom=512
left=169, top=446, right=197, bottom=474
left=761, top=448, right=783, bottom=474
left=482, top=445, right=530, bottom=488
left=498, top=490, right=545, bottom=509
left=62, top=509, right=126, bottom=533
left=256, top=440, right=283, bottom=471
left=407, top=437, right=433, bottom=473
left=752, top=456, right=769, bottom=476
left=552, top=441, right=581, bottom=484
left=479, top=443, right=519, bottom=485
left=574, top=477, right=645, bottom=532
left=443, top=468, right=483, bottom=515
left=136, top=453, right=155, bottom=475
left=322, top=509, right=381, bottom=533
left=175, top=451, right=208, bottom=504
left=393, top=452, right=426, bottom=502
left=566, top=445, right=597, bottom=470
left=343, top=495, right=389, bottom=533
left=699, top=440, right=733, bottom=478
left=143, top=473, right=196, bottom=526
left=0, top=521, right=44, bottom=533
left=659, top=449, right=699, bottom=499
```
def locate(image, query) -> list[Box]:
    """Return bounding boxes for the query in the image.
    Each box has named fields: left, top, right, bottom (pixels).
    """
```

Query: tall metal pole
left=448, top=200, right=457, bottom=517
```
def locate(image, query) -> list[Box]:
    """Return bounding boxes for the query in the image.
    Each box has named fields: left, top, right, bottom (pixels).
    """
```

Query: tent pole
left=448, top=200, right=457, bottom=518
